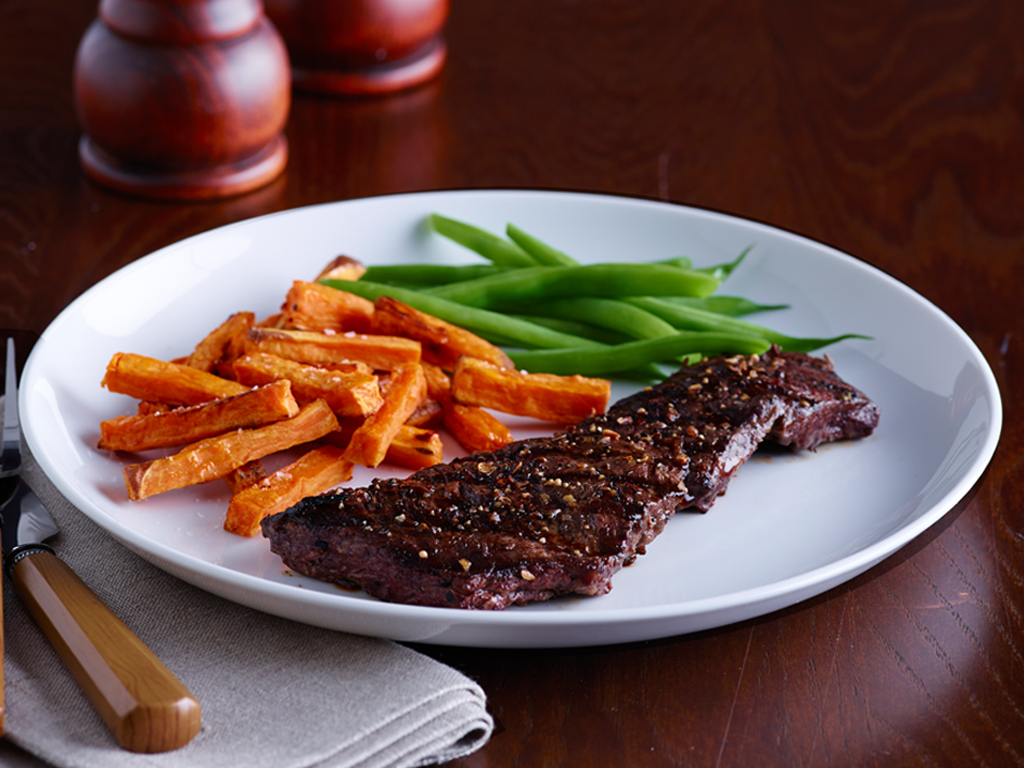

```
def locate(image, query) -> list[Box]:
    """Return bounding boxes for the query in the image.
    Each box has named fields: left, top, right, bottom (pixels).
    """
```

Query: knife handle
left=10, top=549, right=201, bottom=753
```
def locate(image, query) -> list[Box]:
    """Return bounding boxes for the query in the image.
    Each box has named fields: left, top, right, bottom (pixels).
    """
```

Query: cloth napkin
left=0, top=436, right=493, bottom=768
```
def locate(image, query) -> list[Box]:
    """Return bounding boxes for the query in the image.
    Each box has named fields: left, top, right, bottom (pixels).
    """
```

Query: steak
left=261, top=348, right=879, bottom=609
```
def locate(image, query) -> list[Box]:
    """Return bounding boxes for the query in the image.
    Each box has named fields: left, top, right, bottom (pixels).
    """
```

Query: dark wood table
left=3, top=1, right=1022, bottom=766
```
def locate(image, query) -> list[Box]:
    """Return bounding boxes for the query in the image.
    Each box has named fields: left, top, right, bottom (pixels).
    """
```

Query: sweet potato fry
left=224, top=445, right=354, bottom=536
left=103, top=352, right=249, bottom=406
left=441, top=400, right=514, bottom=454
left=123, top=399, right=339, bottom=501
left=451, top=356, right=610, bottom=424
left=405, top=398, right=443, bottom=429
left=314, top=255, right=366, bottom=282
left=246, top=327, right=421, bottom=371
left=224, top=460, right=268, bottom=494
left=281, top=281, right=375, bottom=334
left=370, top=296, right=513, bottom=370
left=385, top=425, right=444, bottom=469
left=136, top=401, right=171, bottom=416
left=184, top=312, right=255, bottom=373
left=232, top=352, right=383, bottom=417
left=420, top=362, right=452, bottom=400
left=343, top=363, right=427, bottom=468
left=320, top=417, right=361, bottom=448
left=98, top=379, right=299, bottom=452
left=321, top=420, right=442, bottom=469
left=419, top=363, right=512, bottom=452
left=256, top=313, right=286, bottom=328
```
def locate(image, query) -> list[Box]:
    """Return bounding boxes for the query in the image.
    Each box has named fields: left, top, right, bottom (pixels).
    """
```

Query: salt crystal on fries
left=343, top=363, right=427, bottom=468
left=281, top=281, right=375, bottom=333
left=123, top=399, right=339, bottom=501
left=98, top=379, right=299, bottom=452
left=246, top=326, right=421, bottom=371
left=103, top=352, right=250, bottom=406
left=224, top=445, right=354, bottom=537
left=451, top=356, right=610, bottom=424
left=370, top=295, right=513, bottom=370
left=232, top=351, right=383, bottom=417
left=136, top=401, right=172, bottom=416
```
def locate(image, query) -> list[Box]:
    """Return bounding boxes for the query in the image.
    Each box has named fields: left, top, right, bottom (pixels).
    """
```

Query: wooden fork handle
left=10, top=549, right=201, bottom=752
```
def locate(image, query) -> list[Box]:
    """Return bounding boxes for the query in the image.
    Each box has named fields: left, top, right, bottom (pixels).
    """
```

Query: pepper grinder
left=263, top=0, right=449, bottom=96
left=74, top=0, right=291, bottom=200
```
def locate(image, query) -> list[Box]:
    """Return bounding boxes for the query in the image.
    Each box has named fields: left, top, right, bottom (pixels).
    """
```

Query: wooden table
left=3, top=1, right=1022, bottom=765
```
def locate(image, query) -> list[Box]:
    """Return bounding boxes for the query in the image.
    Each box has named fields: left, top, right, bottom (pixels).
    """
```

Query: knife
left=1, top=337, right=201, bottom=753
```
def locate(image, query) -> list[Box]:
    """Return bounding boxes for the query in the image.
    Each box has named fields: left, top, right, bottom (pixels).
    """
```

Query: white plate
left=21, top=190, right=1002, bottom=648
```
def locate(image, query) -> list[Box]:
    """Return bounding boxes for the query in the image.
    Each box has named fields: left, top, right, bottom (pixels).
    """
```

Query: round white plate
left=21, top=190, right=1002, bottom=648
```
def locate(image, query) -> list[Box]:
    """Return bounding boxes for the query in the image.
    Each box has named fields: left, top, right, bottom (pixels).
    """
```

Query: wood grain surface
left=2, top=1, right=1022, bottom=766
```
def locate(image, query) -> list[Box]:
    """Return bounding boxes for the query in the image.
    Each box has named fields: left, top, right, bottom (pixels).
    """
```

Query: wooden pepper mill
left=74, top=0, right=291, bottom=200
left=263, top=0, right=449, bottom=96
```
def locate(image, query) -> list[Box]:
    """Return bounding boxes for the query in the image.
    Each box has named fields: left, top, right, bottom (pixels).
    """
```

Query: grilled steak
left=261, top=348, right=879, bottom=609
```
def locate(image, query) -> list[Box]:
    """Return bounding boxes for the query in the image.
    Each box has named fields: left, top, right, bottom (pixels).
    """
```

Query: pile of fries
left=99, top=257, right=612, bottom=537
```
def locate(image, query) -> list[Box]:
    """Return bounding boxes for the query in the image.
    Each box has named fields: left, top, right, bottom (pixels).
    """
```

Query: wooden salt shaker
left=74, top=0, right=291, bottom=200
left=263, top=0, right=449, bottom=96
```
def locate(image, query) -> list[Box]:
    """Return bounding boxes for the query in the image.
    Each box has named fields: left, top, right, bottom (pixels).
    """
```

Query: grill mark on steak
left=262, top=348, right=879, bottom=610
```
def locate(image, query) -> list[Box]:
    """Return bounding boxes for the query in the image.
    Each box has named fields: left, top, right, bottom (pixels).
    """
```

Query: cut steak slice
left=261, top=348, right=879, bottom=610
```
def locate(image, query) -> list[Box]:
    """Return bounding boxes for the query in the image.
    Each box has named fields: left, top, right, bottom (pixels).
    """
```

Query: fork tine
left=2, top=337, right=21, bottom=475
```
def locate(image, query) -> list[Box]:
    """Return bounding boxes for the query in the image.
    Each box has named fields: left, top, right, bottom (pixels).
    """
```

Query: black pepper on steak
left=261, top=347, right=879, bottom=610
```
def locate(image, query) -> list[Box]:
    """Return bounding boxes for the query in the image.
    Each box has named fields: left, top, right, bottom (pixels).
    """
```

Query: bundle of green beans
left=321, top=213, right=865, bottom=381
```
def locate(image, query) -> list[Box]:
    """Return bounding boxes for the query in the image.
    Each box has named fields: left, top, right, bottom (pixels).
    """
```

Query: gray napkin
left=0, top=439, right=492, bottom=768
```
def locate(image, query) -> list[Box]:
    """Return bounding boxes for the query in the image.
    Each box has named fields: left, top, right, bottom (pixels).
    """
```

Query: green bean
left=653, top=256, right=694, bottom=269
left=656, top=295, right=788, bottom=317
left=361, top=263, right=507, bottom=288
left=433, top=213, right=699, bottom=271
left=329, top=219, right=865, bottom=380
left=425, top=263, right=721, bottom=307
left=505, top=223, right=579, bottom=266
left=624, top=297, right=868, bottom=352
left=516, top=298, right=690, bottom=377
left=322, top=279, right=604, bottom=351
left=507, top=332, right=772, bottom=376
left=510, top=316, right=632, bottom=345
left=515, top=297, right=678, bottom=341
left=429, top=214, right=536, bottom=267
left=696, top=245, right=753, bottom=280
